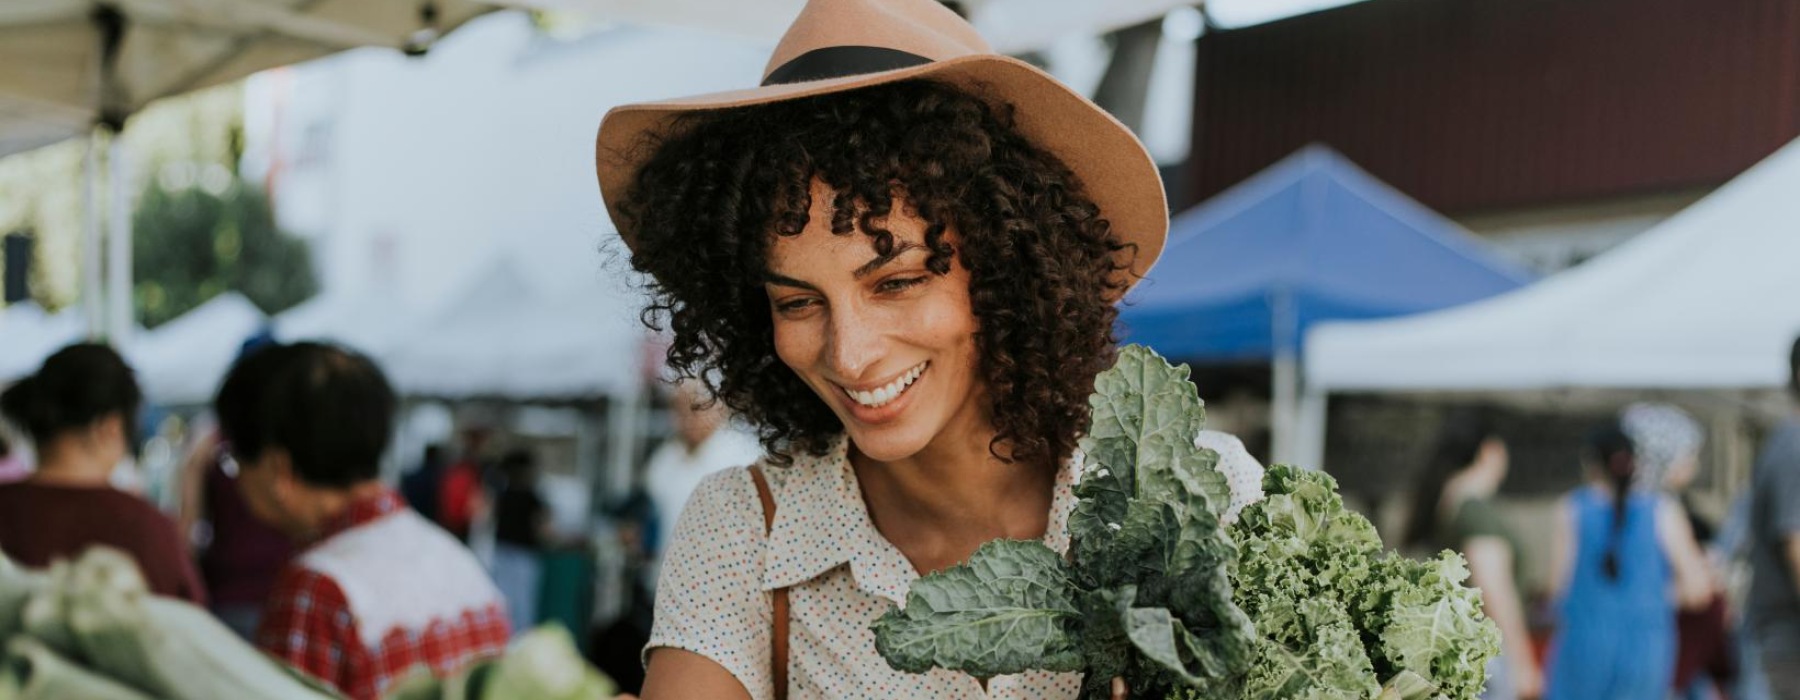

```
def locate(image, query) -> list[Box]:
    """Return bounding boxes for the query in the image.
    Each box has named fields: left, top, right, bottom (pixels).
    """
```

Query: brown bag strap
left=749, top=466, right=790, bottom=700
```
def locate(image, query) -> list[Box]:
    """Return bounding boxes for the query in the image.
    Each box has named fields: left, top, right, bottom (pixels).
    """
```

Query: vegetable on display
left=0, top=547, right=614, bottom=700
left=872, top=345, right=1502, bottom=699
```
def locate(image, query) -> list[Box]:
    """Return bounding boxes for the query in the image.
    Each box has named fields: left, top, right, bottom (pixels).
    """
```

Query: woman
left=1620, top=403, right=1735, bottom=698
left=1543, top=420, right=1713, bottom=700
left=596, top=0, right=1256, bottom=697
left=1405, top=410, right=1541, bottom=700
left=0, top=342, right=206, bottom=603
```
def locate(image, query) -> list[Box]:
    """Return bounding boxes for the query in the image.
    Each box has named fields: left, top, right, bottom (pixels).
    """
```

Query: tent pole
left=83, top=128, right=105, bottom=340
left=107, top=135, right=133, bottom=345
left=605, top=389, right=642, bottom=502
left=1297, top=387, right=1327, bottom=471
left=1272, top=349, right=1298, bottom=464
left=1270, top=287, right=1299, bottom=464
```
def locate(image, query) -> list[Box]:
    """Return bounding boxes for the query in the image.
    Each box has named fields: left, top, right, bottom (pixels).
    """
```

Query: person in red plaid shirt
left=215, top=342, right=510, bottom=700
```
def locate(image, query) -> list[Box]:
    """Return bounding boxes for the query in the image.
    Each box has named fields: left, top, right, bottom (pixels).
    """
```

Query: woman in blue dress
left=1546, top=421, right=1714, bottom=700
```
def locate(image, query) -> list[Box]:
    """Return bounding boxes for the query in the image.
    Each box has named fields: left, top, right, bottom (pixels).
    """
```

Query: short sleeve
left=645, top=466, right=774, bottom=699
left=1196, top=430, right=1265, bottom=524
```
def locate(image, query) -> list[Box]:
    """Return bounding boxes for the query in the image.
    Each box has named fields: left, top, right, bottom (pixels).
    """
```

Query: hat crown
left=761, top=0, right=992, bottom=80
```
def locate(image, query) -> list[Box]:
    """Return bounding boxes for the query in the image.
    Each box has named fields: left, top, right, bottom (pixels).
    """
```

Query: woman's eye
left=876, top=276, right=928, bottom=294
left=775, top=297, right=819, bottom=315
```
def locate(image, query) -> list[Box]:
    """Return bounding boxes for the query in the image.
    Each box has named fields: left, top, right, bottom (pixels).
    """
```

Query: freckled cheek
left=770, top=319, right=825, bottom=384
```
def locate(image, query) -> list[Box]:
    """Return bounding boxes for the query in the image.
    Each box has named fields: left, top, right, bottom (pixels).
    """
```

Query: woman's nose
left=824, top=306, right=883, bottom=380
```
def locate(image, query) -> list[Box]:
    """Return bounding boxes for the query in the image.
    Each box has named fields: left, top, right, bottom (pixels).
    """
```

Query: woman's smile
left=834, top=361, right=929, bottom=423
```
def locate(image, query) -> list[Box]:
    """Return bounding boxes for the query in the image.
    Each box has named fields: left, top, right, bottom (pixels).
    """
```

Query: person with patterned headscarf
left=1622, top=403, right=1736, bottom=699
left=1623, top=403, right=1706, bottom=496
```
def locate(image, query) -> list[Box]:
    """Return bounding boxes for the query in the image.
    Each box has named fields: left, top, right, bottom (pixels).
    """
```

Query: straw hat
left=594, top=0, right=1168, bottom=285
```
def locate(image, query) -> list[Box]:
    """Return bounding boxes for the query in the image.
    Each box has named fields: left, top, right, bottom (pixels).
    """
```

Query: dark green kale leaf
left=869, top=539, right=1084, bottom=678
left=874, top=346, right=1256, bottom=699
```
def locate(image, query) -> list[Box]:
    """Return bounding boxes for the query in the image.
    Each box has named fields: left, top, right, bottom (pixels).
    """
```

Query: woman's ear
left=262, top=448, right=298, bottom=491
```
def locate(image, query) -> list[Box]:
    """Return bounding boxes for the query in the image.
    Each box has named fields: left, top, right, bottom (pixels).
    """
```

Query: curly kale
left=871, top=346, right=1499, bottom=700
left=872, top=346, right=1256, bottom=699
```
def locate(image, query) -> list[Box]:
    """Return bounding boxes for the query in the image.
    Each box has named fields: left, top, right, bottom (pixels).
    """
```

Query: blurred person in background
left=175, top=427, right=297, bottom=640
left=0, top=342, right=206, bottom=603
left=1544, top=421, right=1713, bottom=700
left=0, top=431, right=26, bottom=483
left=1622, top=402, right=1737, bottom=699
left=641, top=378, right=763, bottom=582
left=1405, top=409, right=1540, bottom=700
left=1748, top=336, right=1800, bottom=699
left=175, top=334, right=297, bottom=641
left=401, top=443, right=449, bottom=523
left=216, top=342, right=508, bottom=700
left=492, top=447, right=549, bottom=634
left=439, top=425, right=493, bottom=543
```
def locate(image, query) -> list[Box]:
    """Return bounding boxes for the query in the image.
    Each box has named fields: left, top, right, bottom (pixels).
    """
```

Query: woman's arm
left=1546, top=496, right=1576, bottom=602
left=1656, top=496, right=1716, bottom=610
left=641, top=648, right=755, bottom=700
left=1465, top=536, right=1541, bottom=699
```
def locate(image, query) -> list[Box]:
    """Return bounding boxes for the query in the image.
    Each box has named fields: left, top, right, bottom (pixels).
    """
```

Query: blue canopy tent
left=1120, top=144, right=1535, bottom=461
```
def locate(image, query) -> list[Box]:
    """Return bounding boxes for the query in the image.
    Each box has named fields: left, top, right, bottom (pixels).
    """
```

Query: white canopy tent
left=0, top=302, right=86, bottom=382
left=0, top=0, right=496, bottom=343
left=379, top=259, right=648, bottom=401
left=0, top=0, right=497, bottom=158
left=1299, top=137, right=1800, bottom=467
left=126, top=292, right=266, bottom=406
left=271, top=291, right=419, bottom=356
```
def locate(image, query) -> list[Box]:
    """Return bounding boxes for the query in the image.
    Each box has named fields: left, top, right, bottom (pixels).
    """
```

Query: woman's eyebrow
left=763, top=271, right=819, bottom=291
left=853, top=242, right=926, bottom=279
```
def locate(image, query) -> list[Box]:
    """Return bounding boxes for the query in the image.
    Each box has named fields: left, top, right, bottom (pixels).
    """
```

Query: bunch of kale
left=872, top=345, right=1499, bottom=700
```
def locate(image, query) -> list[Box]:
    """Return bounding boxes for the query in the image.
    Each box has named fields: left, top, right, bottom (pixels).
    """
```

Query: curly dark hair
left=619, top=79, right=1134, bottom=468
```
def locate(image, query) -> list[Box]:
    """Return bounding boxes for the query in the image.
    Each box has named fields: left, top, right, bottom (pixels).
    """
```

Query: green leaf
left=871, top=540, right=1083, bottom=678
left=1377, top=670, right=1438, bottom=700
left=1080, top=347, right=1230, bottom=514
left=1378, top=552, right=1501, bottom=700
left=1239, top=598, right=1380, bottom=700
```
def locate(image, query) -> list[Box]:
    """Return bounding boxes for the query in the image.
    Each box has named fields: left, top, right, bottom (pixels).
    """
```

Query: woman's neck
left=851, top=425, right=1057, bottom=574
left=29, top=439, right=115, bottom=487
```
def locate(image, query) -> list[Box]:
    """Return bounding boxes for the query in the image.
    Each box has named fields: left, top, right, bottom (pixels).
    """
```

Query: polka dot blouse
left=646, top=432, right=1266, bottom=699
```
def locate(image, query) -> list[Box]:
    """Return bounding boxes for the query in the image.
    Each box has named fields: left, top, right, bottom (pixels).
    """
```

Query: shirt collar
left=760, top=435, right=1080, bottom=606
left=313, top=487, right=406, bottom=544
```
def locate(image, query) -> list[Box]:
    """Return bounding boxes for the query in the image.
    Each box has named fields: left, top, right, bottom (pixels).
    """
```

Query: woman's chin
left=845, top=426, right=932, bottom=464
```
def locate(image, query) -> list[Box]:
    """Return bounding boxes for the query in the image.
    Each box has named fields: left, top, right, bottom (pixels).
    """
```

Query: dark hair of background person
left=1585, top=421, right=1637, bottom=582
left=1403, top=407, right=1497, bottom=549
left=0, top=342, right=142, bottom=446
left=499, top=448, right=536, bottom=485
left=1789, top=334, right=1799, bottom=399
left=620, top=80, right=1132, bottom=469
left=0, top=432, right=9, bottom=458
left=214, top=342, right=397, bottom=488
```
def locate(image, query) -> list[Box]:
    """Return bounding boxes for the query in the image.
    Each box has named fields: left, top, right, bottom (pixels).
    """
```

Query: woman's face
left=1663, top=452, right=1700, bottom=491
left=763, top=186, right=985, bottom=463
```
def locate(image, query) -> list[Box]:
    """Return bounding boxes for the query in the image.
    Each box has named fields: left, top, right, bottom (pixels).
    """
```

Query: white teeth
left=846, top=362, right=928, bottom=408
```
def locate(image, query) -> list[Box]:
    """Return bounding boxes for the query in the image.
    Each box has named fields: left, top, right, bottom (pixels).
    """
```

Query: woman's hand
left=1112, top=676, right=1128, bottom=699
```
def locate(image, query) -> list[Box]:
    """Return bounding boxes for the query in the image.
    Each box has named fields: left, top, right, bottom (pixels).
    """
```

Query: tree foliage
left=131, top=180, right=316, bottom=328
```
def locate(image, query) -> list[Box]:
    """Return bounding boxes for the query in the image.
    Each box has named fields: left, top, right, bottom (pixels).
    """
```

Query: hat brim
left=595, top=54, right=1167, bottom=287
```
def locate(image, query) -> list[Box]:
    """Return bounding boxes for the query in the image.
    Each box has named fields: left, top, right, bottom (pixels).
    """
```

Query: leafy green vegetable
left=873, top=346, right=1257, bottom=699
left=1179, top=464, right=1501, bottom=700
left=0, top=549, right=616, bottom=700
left=872, top=540, right=1083, bottom=675
left=872, top=345, right=1501, bottom=700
